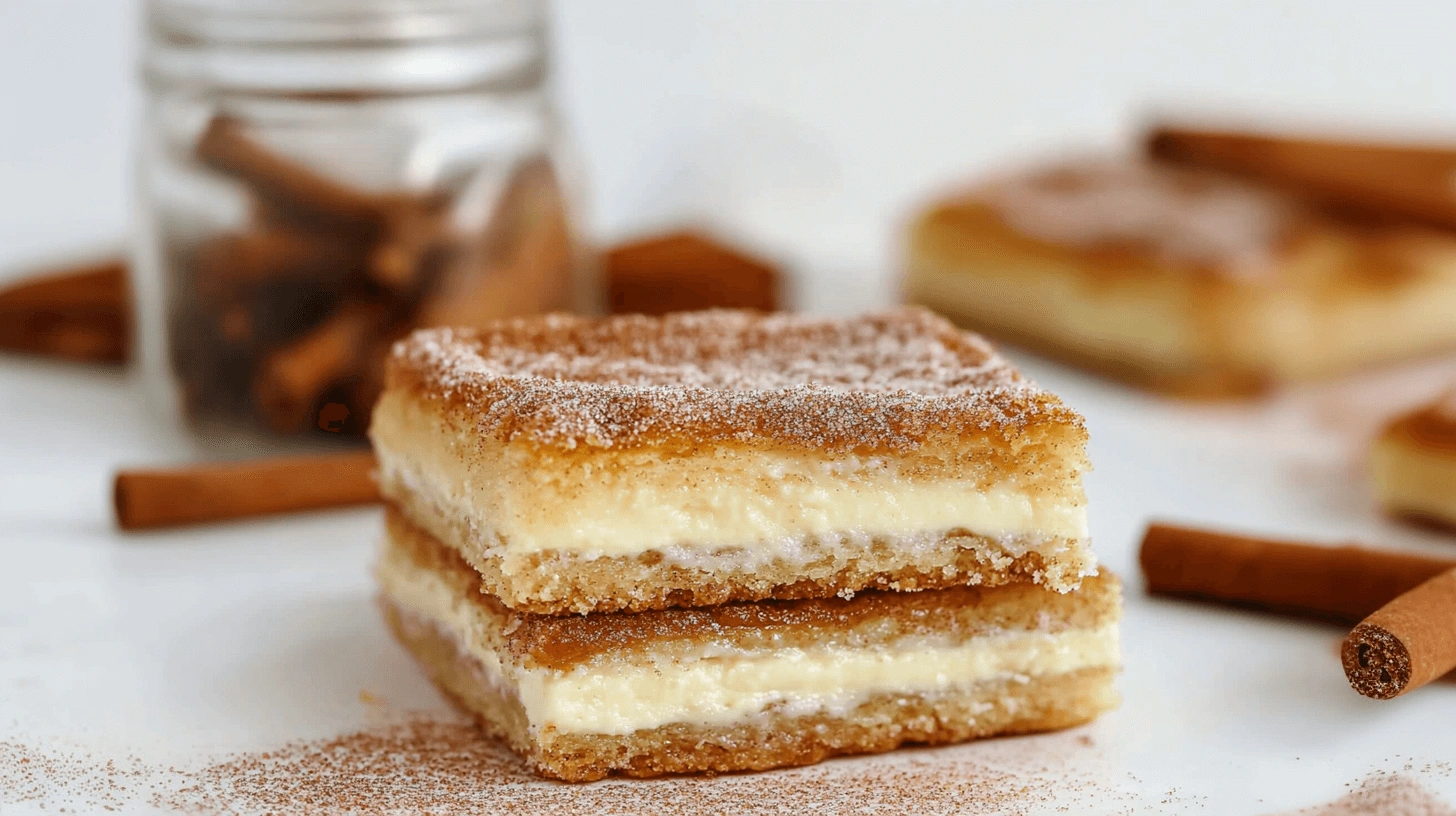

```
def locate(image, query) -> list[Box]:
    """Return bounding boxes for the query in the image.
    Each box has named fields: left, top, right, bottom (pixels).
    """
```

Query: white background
left=4, top=2, right=1456, bottom=813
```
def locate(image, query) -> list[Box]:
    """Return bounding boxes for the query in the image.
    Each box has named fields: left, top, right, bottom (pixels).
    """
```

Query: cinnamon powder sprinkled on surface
left=161, top=716, right=1087, bottom=816
left=4, top=715, right=1133, bottom=815
left=1279, top=771, right=1456, bottom=816
left=0, top=740, right=159, bottom=813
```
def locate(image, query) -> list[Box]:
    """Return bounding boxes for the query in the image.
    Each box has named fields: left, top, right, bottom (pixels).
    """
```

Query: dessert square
left=377, top=507, right=1122, bottom=781
left=369, top=308, right=1094, bottom=615
left=1371, top=390, right=1456, bottom=530
left=904, top=159, right=1456, bottom=397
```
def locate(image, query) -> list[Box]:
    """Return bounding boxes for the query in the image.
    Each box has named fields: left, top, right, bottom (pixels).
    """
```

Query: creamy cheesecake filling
left=372, top=399, right=1088, bottom=561
left=379, top=540, right=1119, bottom=737
left=517, top=627, right=1118, bottom=735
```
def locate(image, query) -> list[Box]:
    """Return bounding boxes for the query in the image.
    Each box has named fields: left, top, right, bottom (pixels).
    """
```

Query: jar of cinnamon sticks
left=135, top=0, right=584, bottom=439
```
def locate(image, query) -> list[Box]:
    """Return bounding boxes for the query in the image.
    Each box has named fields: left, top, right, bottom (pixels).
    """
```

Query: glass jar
left=134, top=0, right=586, bottom=442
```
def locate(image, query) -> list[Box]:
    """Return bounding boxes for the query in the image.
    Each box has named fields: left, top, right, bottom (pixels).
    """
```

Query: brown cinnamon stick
left=0, top=259, right=130, bottom=363
left=198, top=116, right=448, bottom=291
left=1147, top=126, right=1456, bottom=230
left=197, top=117, right=388, bottom=230
left=1342, top=567, right=1456, bottom=699
left=605, top=231, right=779, bottom=315
left=114, top=451, right=379, bottom=530
left=192, top=229, right=360, bottom=305
left=1139, top=523, right=1456, bottom=623
left=252, top=302, right=383, bottom=433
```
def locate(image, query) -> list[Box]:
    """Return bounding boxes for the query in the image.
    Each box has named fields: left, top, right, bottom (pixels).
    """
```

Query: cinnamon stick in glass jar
left=138, top=4, right=582, bottom=443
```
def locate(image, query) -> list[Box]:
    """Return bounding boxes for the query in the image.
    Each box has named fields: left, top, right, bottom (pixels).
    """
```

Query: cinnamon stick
left=198, top=116, right=448, bottom=291
left=192, top=228, right=360, bottom=305
left=1147, top=126, right=1456, bottom=230
left=0, top=259, right=130, bottom=363
left=1342, top=567, right=1456, bottom=699
left=605, top=231, right=779, bottom=315
left=197, top=117, right=388, bottom=230
left=252, top=302, right=384, bottom=433
left=113, top=451, right=379, bottom=530
left=1139, top=522, right=1456, bottom=623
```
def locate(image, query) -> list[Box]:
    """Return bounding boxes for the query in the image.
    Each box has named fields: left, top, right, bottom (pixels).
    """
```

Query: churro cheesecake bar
left=904, top=159, right=1456, bottom=397
left=1371, top=389, right=1456, bottom=530
left=369, top=308, right=1094, bottom=615
left=378, top=507, right=1122, bottom=781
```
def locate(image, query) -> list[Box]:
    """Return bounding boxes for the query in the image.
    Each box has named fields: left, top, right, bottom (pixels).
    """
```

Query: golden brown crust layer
left=383, top=506, right=1119, bottom=670
left=385, top=499, right=1094, bottom=617
left=382, top=599, right=1119, bottom=783
left=381, top=308, right=1083, bottom=455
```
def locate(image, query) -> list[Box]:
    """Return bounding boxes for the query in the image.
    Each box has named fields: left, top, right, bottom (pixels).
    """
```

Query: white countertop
left=4, top=335, right=1456, bottom=814
left=6, top=2, right=1456, bottom=811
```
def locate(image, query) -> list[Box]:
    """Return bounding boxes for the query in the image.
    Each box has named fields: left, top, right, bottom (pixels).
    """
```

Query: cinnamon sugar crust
left=381, top=307, right=1082, bottom=454
left=379, top=505, right=1120, bottom=671
left=382, top=600, right=1118, bottom=782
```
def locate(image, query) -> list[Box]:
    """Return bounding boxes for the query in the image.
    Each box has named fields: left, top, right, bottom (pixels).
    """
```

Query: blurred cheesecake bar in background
left=1371, top=389, right=1456, bottom=530
left=377, top=507, right=1121, bottom=781
left=903, top=158, right=1456, bottom=396
left=370, top=308, right=1096, bottom=616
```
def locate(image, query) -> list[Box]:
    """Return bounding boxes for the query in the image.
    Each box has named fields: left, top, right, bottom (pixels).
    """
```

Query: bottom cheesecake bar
left=377, top=508, right=1122, bottom=782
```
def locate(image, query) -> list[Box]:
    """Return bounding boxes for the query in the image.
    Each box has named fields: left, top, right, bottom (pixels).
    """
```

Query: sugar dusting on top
left=387, top=307, right=1079, bottom=451
left=984, top=158, right=1297, bottom=278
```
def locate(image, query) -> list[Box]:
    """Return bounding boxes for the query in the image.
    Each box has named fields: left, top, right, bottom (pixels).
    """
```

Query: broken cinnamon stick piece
left=114, top=451, right=379, bottom=530
left=0, top=258, right=130, bottom=363
left=1147, top=126, right=1456, bottom=230
left=605, top=231, right=779, bottom=315
left=1139, top=522, right=1456, bottom=623
left=253, top=302, right=383, bottom=433
left=1342, top=566, right=1456, bottom=699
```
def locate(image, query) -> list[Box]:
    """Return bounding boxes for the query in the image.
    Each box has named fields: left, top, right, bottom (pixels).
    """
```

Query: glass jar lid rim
left=148, top=0, right=543, bottom=45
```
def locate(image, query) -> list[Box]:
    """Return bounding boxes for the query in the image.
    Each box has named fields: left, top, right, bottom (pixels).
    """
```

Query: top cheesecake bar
left=369, top=307, right=1094, bottom=615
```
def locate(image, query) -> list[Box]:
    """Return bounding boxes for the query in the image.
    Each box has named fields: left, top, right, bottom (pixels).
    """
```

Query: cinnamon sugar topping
left=385, top=307, right=1079, bottom=452
left=983, top=158, right=1296, bottom=278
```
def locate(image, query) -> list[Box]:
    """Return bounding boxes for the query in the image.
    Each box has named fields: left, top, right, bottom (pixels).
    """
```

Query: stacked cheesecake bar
left=370, top=307, right=1120, bottom=781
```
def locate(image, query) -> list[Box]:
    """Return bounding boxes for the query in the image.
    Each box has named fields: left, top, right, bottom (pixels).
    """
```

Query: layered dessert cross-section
left=1371, top=390, right=1456, bottom=530
left=378, top=507, right=1122, bottom=781
left=904, top=159, right=1456, bottom=397
left=369, top=308, right=1094, bottom=615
